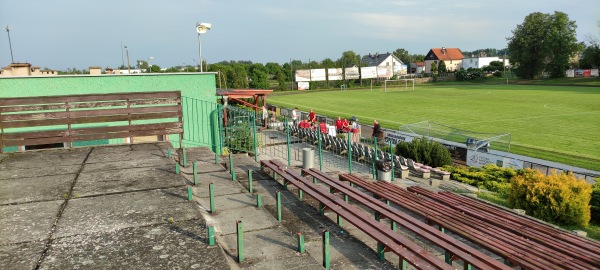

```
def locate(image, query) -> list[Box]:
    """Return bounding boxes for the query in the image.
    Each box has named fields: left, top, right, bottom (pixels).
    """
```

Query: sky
left=1, top=0, right=598, bottom=70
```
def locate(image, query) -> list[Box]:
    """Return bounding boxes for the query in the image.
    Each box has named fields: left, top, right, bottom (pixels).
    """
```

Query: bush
left=591, top=180, right=600, bottom=224
left=441, top=164, right=516, bottom=195
left=508, top=170, right=592, bottom=226
left=456, top=68, right=485, bottom=81
left=395, top=137, right=452, bottom=167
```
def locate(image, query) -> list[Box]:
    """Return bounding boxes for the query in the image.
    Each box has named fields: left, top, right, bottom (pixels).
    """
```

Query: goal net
left=384, top=79, right=415, bottom=92
left=398, top=121, right=512, bottom=152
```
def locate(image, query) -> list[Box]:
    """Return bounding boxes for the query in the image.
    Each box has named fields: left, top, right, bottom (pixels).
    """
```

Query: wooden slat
left=1, top=105, right=181, bottom=122
left=0, top=98, right=180, bottom=113
left=1, top=129, right=68, bottom=140
left=0, top=91, right=180, bottom=106
left=2, top=111, right=181, bottom=128
left=69, top=122, right=182, bottom=135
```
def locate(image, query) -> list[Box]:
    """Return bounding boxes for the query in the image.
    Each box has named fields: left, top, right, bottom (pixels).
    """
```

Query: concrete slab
left=0, top=174, right=76, bottom=204
left=0, top=200, right=62, bottom=244
left=81, top=157, right=172, bottom=173
left=74, top=166, right=183, bottom=196
left=0, top=241, right=46, bottom=270
left=219, top=227, right=322, bottom=270
left=0, top=148, right=91, bottom=169
left=192, top=171, right=246, bottom=197
left=40, top=220, right=231, bottom=270
left=182, top=147, right=222, bottom=164
left=196, top=193, right=256, bottom=212
left=85, top=148, right=165, bottom=164
left=211, top=207, right=280, bottom=236
left=0, top=164, right=80, bottom=180
left=55, top=187, right=199, bottom=238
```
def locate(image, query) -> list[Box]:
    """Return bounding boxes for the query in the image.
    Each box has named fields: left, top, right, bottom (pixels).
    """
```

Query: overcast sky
left=1, top=0, right=598, bottom=70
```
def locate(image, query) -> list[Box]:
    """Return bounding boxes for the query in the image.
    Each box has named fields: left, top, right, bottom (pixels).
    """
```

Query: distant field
left=268, top=84, right=600, bottom=171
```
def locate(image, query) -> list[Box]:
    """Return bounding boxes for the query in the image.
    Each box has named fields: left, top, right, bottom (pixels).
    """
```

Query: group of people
left=296, top=108, right=328, bottom=133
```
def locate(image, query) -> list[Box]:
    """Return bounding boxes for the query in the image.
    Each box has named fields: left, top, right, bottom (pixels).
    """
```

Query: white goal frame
left=384, top=79, right=415, bottom=92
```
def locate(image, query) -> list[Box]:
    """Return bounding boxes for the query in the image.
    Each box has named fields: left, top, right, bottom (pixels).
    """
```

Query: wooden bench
left=339, top=173, right=593, bottom=270
left=1, top=91, right=183, bottom=151
left=301, top=169, right=511, bottom=270
left=408, top=186, right=600, bottom=268
left=259, top=160, right=453, bottom=270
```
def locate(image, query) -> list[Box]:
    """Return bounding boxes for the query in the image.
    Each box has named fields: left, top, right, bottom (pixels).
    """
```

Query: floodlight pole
left=6, top=26, right=14, bottom=63
left=197, top=32, right=203, bottom=72
left=125, top=46, right=131, bottom=74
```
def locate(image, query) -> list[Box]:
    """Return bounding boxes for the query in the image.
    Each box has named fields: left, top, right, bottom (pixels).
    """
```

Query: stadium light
left=196, top=22, right=212, bottom=72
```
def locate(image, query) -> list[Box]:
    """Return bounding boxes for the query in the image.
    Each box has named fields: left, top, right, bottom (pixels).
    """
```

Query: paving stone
left=0, top=200, right=62, bottom=245
left=0, top=164, right=80, bottom=181
left=74, top=166, right=184, bottom=196
left=0, top=148, right=91, bottom=169
left=41, top=220, right=230, bottom=270
left=210, top=207, right=280, bottom=236
left=0, top=174, right=76, bottom=204
left=0, top=241, right=46, bottom=270
left=55, top=187, right=200, bottom=238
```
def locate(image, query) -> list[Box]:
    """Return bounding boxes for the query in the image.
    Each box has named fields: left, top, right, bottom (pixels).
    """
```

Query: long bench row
left=301, top=168, right=511, bottom=270
left=338, top=173, right=597, bottom=270
left=259, top=159, right=454, bottom=270
left=407, top=186, right=600, bottom=268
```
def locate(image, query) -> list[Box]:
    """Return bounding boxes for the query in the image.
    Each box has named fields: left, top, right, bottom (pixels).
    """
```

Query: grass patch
left=476, top=191, right=510, bottom=207
left=269, top=84, right=600, bottom=171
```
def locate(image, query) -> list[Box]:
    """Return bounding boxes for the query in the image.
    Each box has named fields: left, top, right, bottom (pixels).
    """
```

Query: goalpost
left=384, top=79, right=415, bottom=92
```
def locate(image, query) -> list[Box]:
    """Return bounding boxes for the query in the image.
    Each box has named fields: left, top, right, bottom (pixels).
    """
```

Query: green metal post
left=215, top=152, right=219, bottom=165
left=248, top=170, right=253, bottom=193
left=319, top=203, right=325, bottom=216
left=252, top=113, right=258, bottom=162
left=372, top=163, right=376, bottom=179
left=297, top=233, right=305, bottom=253
left=182, top=147, right=187, bottom=167
left=374, top=137, right=378, bottom=179
left=440, top=226, right=452, bottom=264
left=237, top=220, right=244, bottom=263
left=318, top=130, right=323, bottom=170
left=389, top=140, right=395, bottom=181
left=175, top=163, right=180, bottom=174
left=207, top=223, right=215, bottom=246
left=187, top=187, right=193, bottom=201
left=322, top=230, right=330, bottom=269
left=375, top=212, right=381, bottom=222
left=256, top=194, right=263, bottom=207
left=276, top=191, right=282, bottom=222
left=391, top=221, right=397, bottom=231
left=344, top=194, right=348, bottom=203
left=337, top=215, right=343, bottom=226
left=193, top=161, right=198, bottom=185
left=298, top=189, right=303, bottom=200
left=347, top=132, right=352, bottom=174
left=229, top=153, right=236, bottom=181
left=285, top=118, right=291, bottom=166
left=464, top=263, right=472, bottom=270
left=214, top=107, right=223, bottom=157
left=209, top=183, right=215, bottom=213
left=167, top=148, right=171, bottom=158
left=377, top=242, right=385, bottom=260
left=400, top=259, right=407, bottom=270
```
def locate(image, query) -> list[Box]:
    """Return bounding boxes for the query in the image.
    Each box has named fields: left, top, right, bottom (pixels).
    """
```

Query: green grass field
left=268, top=84, right=600, bottom=171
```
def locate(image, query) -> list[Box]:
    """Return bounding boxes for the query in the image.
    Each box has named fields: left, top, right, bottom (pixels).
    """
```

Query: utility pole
left=124, top=45, right=131, bottom=74
left=5, top=26, right=15, bottom=63
left=121, top=41, right=124, bottom=68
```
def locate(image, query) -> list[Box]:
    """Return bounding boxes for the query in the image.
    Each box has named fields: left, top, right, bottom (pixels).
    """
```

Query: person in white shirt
left=292, top=107, right=299, bottom=126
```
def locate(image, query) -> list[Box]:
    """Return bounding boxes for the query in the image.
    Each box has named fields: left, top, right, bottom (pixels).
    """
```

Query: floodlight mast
left=196, top=22, right=212, bottom=72
left=5, top=25, right=14, bottom=63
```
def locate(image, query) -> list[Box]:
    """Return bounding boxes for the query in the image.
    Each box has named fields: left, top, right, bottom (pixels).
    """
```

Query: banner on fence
left=310, top=69, right=326, bottom=81
left=442, top=143, right=467, bottom=163
left=467, top=150, right=524, bottom=169
left=297, top=81, right=310, bottom=90
left=592, top=69, right=599, bottom=77
left=328, top=68, right=343, bottom=81
left=377, top=66, right=392, bottom=78
left=345, top=67, right=360, bottom=79
left=384, top=131, right=414, bottom=145
left=295, top=70, right=311, bottom=82
left=361, top=66, right=377, bottom=79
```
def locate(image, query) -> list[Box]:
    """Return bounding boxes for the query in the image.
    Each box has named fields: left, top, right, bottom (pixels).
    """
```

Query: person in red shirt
left=299, top=119, right=308, bottom=129
left=342, top=118, right=350, bottom=133
left=319, top=121, right=327, bottom=134
left=308, top=109, right=316, bottom=123
left=335, top=116, right=343, bottom=133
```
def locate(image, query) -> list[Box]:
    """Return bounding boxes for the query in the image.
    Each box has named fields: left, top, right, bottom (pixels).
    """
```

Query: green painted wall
left=0, top=73, right=220, bottom=151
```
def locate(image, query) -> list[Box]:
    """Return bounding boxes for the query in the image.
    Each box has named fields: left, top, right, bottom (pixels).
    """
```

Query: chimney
left=442, top=47, right=446, bottom=54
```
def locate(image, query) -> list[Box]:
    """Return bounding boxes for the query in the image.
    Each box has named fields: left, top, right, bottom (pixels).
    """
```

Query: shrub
left=456, top=68, right=485, bottom=81
left=508, top=170, right=592, bottom=226
left=441, top=164, right=516, bottom=195
left=591, top=180, right=600, bottom=224
left=395, top=137, right=452, bottom=167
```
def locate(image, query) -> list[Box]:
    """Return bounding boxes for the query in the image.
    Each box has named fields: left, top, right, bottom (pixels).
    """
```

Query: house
left=361, top=52, right=406, bottom=78
left=461, top=56, right=501, bottom=70
left=0, top=63, right=58, bottom=77
left=410, top=62, right=426, bottom=74
left=424, top=47, right=464, bottom=73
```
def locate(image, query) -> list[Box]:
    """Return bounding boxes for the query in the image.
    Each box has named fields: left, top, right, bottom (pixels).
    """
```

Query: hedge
left=440, top=164, right=517, bottom=196
left=395, top=137, right=452, bottom=167
left=508, top=170, right=592, bottom=227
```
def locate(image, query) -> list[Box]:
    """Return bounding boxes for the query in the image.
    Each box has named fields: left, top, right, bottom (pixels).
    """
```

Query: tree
left=150, top=64, right=161, bottom=72
left=438, top=61, right=447, bottom=73
left=483, top=61, right=504, bottom=72
left=393, top=48, right=410, bottom=63
left=579, top=20, right=600, bottom=68
left=249, top=69, right=269, bottom=89
left=337, top=51, right=360, bottom=67
left=507, top=11, right=580, bottom=79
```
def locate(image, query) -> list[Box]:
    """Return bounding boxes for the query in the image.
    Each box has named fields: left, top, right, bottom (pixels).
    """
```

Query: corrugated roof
left=426, top=48, right=464, bottom=61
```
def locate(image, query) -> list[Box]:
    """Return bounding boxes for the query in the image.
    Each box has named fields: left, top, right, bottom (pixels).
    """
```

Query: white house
left=361, top=52, right=406, bottom=78
left=462, top=56, right=501, bottom=69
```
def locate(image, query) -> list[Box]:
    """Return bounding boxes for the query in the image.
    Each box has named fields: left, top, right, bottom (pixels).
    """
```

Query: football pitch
left=268, top=84, right=600, bottom=171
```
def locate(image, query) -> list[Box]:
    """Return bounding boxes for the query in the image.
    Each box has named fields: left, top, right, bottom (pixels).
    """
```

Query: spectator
left=351, top=118, right=360, bottom=143
left=342, top=118, right=350, bottom=133
left=372, top=119, right=381, bottom=141
left=299, top=119, right=309, bottom=129
left=262, top=105, right=269, bottom=128
left=308, top=109, right=316, bottom=123
left=292, top=107, right=299, bottom=126
left=335, top=116, right=343, bottom=133
left=319, top=121, right=327, bottom=134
